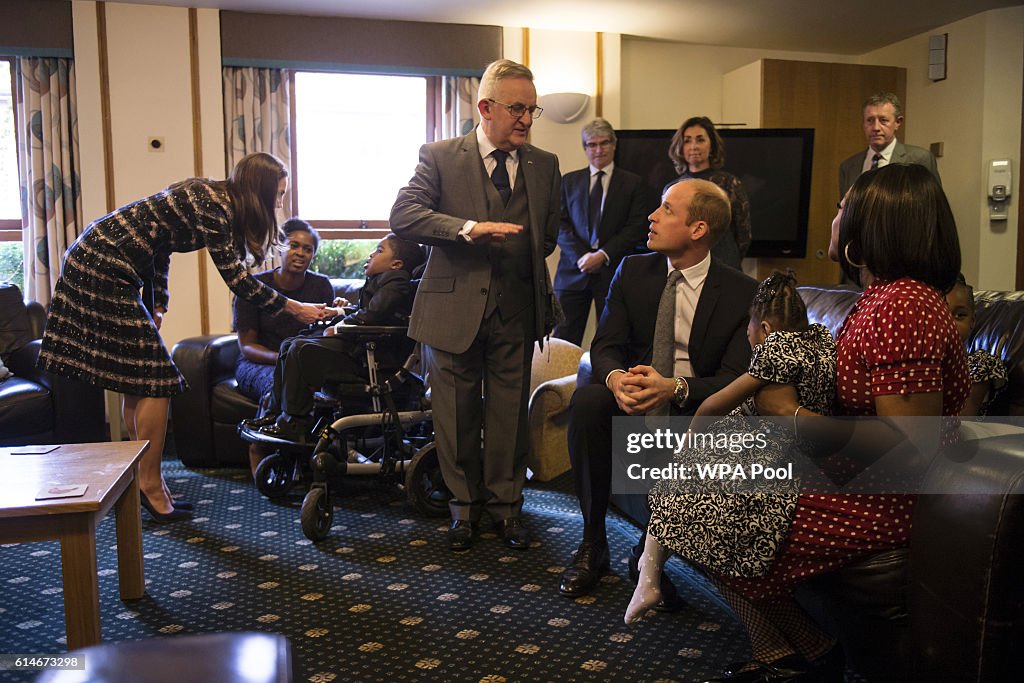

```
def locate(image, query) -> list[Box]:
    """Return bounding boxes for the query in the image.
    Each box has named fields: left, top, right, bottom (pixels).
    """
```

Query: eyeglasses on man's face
left=488, top=99, right=544, bottom=120
left=583, top=140, right=614, bottom=150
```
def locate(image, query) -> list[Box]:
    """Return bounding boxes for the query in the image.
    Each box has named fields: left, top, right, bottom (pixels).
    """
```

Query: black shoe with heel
left=140, top=492, right=192, bottom=524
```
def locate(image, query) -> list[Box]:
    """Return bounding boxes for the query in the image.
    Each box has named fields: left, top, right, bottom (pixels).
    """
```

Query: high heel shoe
left=172, top=500, right=193, bottom=511
left=140, top=492, right=192, bottom=524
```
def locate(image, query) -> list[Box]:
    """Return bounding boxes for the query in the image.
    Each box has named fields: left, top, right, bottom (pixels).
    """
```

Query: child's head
left=945, top=273, right=975, bottom=343
left=746, top=270, right=808, bottom=348
left=364, top=233, right=426, bottom=278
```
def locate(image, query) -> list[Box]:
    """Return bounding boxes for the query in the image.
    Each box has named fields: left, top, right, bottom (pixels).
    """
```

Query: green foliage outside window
left=0, top=242, right=23, bottom=291
left=310, top=239, right=377, bottom=280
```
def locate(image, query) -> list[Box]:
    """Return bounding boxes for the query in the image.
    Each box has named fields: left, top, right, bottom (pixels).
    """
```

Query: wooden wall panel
left=757, top=59, right=905, bottom=285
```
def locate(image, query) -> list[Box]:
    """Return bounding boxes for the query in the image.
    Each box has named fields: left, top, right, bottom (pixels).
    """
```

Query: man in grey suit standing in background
left=838, top=92, right=940, bottom=199
left=390, top=59, right=561, bottom=552
left=553, top=118, right=649, bottom=346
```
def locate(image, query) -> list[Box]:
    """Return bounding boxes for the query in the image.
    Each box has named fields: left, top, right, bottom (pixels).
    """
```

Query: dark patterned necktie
left=490, top=149, right=512, bottom=205
left=649, top=269, right=683, bottom=417
left=871, top=153, right=882, bottom=169
left=588, top=170, right=605, bottom=248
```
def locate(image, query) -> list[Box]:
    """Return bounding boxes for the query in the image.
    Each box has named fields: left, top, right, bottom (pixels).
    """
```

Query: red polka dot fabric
left=718, top=278, right=968, bottom=601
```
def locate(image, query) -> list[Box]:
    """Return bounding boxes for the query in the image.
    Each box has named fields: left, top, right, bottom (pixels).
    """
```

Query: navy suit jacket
left=588, top=252, right=758, bottom=411
left=554, top=166, right=649, bottom=292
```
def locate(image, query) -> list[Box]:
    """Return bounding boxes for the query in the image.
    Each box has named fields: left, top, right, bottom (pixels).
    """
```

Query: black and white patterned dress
left=967, top=348, right=1008, bottom=416
left=647, top=323, right=836, bottom=578
left=39, top=180, right=285, bottom=398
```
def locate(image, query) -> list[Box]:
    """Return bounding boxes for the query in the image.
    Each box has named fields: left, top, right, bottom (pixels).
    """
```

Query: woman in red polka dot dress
left=703, top=164, right=968, bottom=682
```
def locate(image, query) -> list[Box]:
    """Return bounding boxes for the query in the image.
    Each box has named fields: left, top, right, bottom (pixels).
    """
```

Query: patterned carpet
left=0, top=457, right=751, bottom=683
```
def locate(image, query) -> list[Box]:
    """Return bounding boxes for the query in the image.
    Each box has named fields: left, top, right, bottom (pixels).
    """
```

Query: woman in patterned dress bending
left=38, top=153, right=332, bottom=522
left=701, top=164, right=967, bottom=681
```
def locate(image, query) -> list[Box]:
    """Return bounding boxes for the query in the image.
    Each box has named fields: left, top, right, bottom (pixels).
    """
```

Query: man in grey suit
left=390, top=59, right=561, bottom=552
left=839, top=92, right=940, bottom=199
left=553, top=118, right=649, bottom=346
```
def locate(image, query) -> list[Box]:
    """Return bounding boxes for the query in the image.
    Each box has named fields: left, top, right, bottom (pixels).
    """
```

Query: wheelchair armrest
left=330, top=324, right=410, bottom=338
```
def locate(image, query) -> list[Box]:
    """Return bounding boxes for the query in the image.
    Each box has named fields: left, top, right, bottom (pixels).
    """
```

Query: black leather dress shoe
left=558, top=541, right=610, bottom=597
left=628, top=543, right=686, bottom=612
left=498, top=517, right=529, bottom=549
left=241, top=413, right=278, bottom=430
left=448, top=520, right=478, bottom=551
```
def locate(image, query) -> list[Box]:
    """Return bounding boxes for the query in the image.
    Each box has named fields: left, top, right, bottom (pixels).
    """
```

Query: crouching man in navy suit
left=559, top=179, right=758, bottom=602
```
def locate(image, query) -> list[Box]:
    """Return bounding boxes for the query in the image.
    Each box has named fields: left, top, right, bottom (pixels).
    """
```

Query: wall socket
left=148, top=137, right=165, bottom=152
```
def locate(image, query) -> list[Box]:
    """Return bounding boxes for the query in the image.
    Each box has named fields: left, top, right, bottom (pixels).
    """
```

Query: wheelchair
left=238, top=324, right=451, bottom=542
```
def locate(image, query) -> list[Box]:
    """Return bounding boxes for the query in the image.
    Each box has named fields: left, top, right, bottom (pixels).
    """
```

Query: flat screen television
left=614, top=128, right=815, bottom=258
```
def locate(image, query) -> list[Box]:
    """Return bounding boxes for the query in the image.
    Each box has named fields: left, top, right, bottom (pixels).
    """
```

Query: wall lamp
left=538, top=92, right=590, bottom=124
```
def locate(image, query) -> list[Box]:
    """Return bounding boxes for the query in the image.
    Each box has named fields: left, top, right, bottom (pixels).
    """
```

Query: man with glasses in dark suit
left=553, top=118, right=649, bottom=346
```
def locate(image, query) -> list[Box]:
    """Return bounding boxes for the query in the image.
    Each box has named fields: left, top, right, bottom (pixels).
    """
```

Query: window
left=0, top=59, right=22, bottom=289
left=291, top=71, right=435, bottom=277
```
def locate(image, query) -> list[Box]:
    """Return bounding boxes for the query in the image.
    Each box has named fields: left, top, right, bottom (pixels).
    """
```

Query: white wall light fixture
left=538, top=92, right=590, bottom=124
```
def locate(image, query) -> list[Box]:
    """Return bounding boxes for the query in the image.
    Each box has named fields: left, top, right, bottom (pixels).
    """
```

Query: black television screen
left=614, top=128, right=815, bottom=258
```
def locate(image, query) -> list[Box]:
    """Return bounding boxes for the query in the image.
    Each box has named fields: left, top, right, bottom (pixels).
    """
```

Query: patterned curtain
left=222, top=66, right=292, bottom=269
left=16, top=57, right=82, bottom=305
left=441, top=76, right=480, bottom=140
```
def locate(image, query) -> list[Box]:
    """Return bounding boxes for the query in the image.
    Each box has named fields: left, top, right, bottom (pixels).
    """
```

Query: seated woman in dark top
left=234, top=218, right=338, bottom=473
left=252, top=233, right=426, bottom=443
left=665, top=116, right=751, bottom=270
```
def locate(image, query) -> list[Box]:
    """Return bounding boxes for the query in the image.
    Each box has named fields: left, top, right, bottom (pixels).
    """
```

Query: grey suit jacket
left=389, top=130, right=561, bottom=354
left=838, top=141, right=941, bottom=198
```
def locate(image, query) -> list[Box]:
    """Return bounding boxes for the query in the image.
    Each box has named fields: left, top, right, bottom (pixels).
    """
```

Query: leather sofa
left=0, top=283, right=106, bottom=446
left=170, top=279, right=588, bottom=475
left=584, top=283, right=1024, bottom=681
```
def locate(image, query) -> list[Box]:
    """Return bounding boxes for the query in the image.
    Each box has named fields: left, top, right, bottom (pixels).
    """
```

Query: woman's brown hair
left=668, top=116, right=726, bottom=174
left=224, top=152, right=288, bottom=264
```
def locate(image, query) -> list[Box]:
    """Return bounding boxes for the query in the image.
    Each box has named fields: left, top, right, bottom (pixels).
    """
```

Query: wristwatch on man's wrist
left=672, top=376, right=688, bottom=406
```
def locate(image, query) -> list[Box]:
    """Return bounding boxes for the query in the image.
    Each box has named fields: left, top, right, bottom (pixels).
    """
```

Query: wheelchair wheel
left=301, top=486, right=333, bottom=542
left=254, top=451, right=293, bottom=499
left=405, top=443, right=451, bottom=518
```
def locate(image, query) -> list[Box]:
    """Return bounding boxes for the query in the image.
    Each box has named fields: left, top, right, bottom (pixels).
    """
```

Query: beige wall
left=67, top=4, right=1021, bottom=353
left=73, top=2, right=232, bottom=350
left=620, top=40, right=859, bottom=129
left=860, top=5, right=1023, bottom=291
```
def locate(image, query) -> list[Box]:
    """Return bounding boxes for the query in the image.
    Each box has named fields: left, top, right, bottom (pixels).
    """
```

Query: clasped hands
left=286, top=297, right=348, bottom=325
left=608, top=365, right=675, bottom=415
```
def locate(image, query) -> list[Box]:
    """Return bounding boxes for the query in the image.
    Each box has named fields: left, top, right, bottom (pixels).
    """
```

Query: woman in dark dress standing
left=38, top=152, right=331, bottom=522
left=666, top=116, right=751, bottom=269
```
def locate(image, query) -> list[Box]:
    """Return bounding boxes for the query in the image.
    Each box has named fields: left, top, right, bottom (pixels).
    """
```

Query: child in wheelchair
left=243, top=233, right=426, bottom=444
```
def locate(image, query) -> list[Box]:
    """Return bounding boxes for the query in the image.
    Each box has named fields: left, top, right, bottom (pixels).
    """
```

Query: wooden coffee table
left=0, top=440, right=148, bottom=649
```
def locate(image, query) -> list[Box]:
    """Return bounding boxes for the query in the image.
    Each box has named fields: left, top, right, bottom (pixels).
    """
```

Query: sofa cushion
left=0, top=284, right=33, bottom=359
left=212, top=379, right=259, bottom=424
left=0, top=376, right=52, bottom=436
